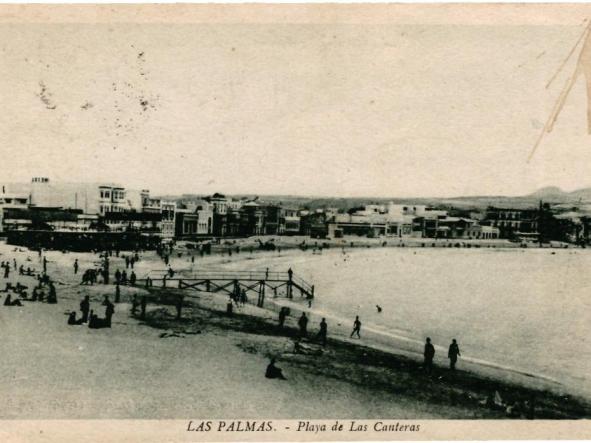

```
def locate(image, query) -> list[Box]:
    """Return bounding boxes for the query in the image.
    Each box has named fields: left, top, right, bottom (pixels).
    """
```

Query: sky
left=1, top=8, right=591, bottom=198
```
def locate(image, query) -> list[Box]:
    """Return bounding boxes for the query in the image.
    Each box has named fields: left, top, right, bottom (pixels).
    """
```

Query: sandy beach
left=0, top=239, right=589, bottom=419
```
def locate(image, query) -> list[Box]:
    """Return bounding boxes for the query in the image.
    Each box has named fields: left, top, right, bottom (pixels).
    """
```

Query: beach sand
left=0, top=240, right=588, bottom=419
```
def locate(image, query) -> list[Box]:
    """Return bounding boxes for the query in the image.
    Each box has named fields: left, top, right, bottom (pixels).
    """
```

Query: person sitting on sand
left=88, top=310, right=99, bottom=329
left=265, top=358, right=287, bottom=380
left=3, top=294, right=22, bottom=307
left=68, top=312, right=77, bottom=325
left=46, top=283, right=57, bottom=304
left=31, top=287, right=40, bottom=301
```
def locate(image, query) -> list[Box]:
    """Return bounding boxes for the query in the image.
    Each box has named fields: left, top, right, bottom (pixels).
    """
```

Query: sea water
left=218, top=246, right=591, bottom=397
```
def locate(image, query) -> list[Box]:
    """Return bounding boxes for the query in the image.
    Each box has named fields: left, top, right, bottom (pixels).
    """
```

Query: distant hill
left=154, top=187, right=591, bottom=211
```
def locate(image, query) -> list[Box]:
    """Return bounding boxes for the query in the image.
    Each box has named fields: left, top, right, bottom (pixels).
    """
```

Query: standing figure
left=278, top=307, right=287, bottom=328
left=317, top=318, right=328, bottom=347
left=175, top=295, right=183, bottom=320
left=80, top=295, right=90, bottom=323
left=140, top=295, right=147, bottom=320
left=424, top=337, right=436, bottom=374
left=73, top=259, right=79, bottom=275
left=115, top=283, right=121, bottom=303
left=448, top=339, right=461, bottom=370
left=47, top=282, right=57, bottom=304
left=131, top=294, right=139, bottom=316
left=102, top=296, right=115, bottom=327
left=350, top=316, right=361, bottom=339
left=298, top=312, right=308, bottom=337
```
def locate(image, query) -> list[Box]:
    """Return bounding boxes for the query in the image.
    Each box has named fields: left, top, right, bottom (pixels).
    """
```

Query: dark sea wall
left=6, top=230, right=161, bottom=252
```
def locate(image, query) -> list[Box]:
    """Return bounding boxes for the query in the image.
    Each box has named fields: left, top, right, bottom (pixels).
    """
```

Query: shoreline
left=140, top=287, right=591, bottom=419
left=162, top=243, right=589, bottom=399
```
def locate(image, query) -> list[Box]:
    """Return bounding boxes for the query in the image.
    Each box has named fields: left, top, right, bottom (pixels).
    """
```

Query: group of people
left=1, top=254, right=57, bottom=306
left=277, top=303, right=463, bottom=376
left=68, top=295, right=115, bottom=328
left=424, top=337, right=461, bottom=373
left=78, top=250, right=142, bottom=287
left=114, top=269, right=137, bottom=286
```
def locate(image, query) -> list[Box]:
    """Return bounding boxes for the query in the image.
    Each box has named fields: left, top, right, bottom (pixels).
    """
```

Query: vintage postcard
left=0, top=3, right=590, bottom=442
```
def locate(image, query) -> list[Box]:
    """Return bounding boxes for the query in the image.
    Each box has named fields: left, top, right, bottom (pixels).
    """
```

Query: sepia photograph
left=0, top=3, right=590, bottom=441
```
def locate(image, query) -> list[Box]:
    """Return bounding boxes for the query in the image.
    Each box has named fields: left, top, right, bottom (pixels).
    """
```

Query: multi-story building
left=174, top=201, right=213, bottom=238
left=239, top=201, right=265, bottom=236
left=283, top=208, right=301, bottom=235
left=300, top=211, right=329, bottom=238
left=264, top=205, right=285, bottom=235
left=25, top=177, right=146, bottom=215
left=103, top=211, right=162, bottom=233
left=482, top=207, right=539, bottom=240
left=160, top=200, right=177, bottom=239
left=0, top=192, right=30, bottom=233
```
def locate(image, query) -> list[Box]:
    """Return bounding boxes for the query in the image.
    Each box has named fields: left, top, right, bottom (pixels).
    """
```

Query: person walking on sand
left=448, top=339, right=461, bottom=370
left=424, top=337, right=435, bottom=374
left=298, top=312, right=308, bottom=337
left=317, top=318, right=328, bottom=347
left=73, top=259, right=79, bottom=275
left=350, top=316, right=361, bottom=339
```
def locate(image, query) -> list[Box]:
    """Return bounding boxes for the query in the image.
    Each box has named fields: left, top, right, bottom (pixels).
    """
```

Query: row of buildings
left=1, top=177, right=588, bottom=245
